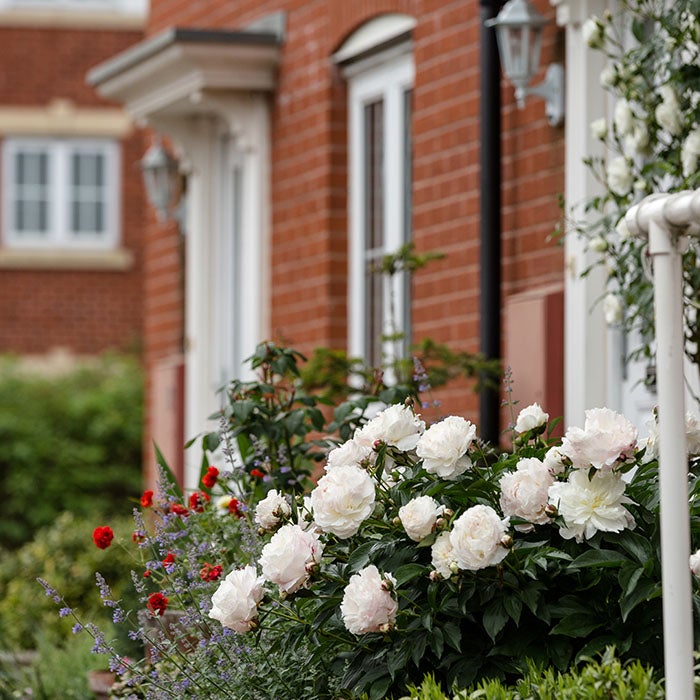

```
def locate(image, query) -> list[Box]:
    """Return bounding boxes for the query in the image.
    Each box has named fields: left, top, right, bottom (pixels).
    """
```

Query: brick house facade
left=90, top=0, right=603, bottom=488
left=0, top=2, right=147, bottom=360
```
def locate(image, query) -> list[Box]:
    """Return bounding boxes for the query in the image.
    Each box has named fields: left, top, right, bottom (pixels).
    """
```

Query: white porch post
left=626, top=190, right=697, bottom=700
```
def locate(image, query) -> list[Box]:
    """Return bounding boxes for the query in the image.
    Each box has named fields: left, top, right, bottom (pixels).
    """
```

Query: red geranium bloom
left=147, top=592, right=169, bottom=616
left=250, top=468, right=265, bottom=479
left=228, top=497, right=243, bottom=517
left=202, top=466, right=219, bottom=489
left=140, top=490, right=154, bottom=508
left=200, top=563, right=223, bottom=582
left=170, top=503, right=189, bottom=517
left=92, top=526, right=114, bottom=550
left=162, top=552, right=176, bottom=568
left=143, top=570, right=151, bottom=578
left=188, top=491, right=210, bottom=512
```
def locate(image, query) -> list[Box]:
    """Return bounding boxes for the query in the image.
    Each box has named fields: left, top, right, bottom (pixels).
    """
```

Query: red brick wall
left=0, top=26, right=147, bottom=357
left=143, top=0, right=564, bottom=424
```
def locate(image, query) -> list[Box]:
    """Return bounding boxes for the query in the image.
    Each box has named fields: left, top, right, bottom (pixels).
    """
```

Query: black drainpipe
left=478, top=0, right=502, bottom=445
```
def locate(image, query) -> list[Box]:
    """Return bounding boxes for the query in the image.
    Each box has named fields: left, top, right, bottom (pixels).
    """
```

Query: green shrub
left=0, top=354, right=143, bottom=549
left=0, top=512, right=141, bottom=652
left=400, top=648, right=665, bottom=699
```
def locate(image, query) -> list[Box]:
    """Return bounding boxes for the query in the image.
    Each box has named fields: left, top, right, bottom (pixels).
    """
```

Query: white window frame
left=2, top=137, right=120, bottom=250
left=0, top=0, right=146, bottom=12
left=346, top=48, right=414, bottom=370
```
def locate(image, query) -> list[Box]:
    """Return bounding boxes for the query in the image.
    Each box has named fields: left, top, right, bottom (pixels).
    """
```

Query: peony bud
left=429, top=570, right=441, bottom=582
left=500, top=534, right=514, bottom=549
left=544, top=503, right=558, bottom=518
left=449, top=561, right=460, bottom=575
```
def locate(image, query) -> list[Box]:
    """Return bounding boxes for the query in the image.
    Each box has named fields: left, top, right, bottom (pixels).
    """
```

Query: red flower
left=202, top=466, right=219, bottom=489
left=200, top=563, right=223, bottom=582
left=228, top=498, right=243, bottom=517
left=170, top=503, right=189, bottom=517
left=147, top=592, right=169, bottom=616
left=131, top=530, right=146, bottom=544
left=143, top=570, right=151, bottom=578
left=250, top=469, right=265, bottom=479
left=92, top=526, right=114, bottom=550
left=140, top=490, right=154, bottom=508
left=162, top=552, right=176, bottom=568
left=188, top=491, right=210, bottom=512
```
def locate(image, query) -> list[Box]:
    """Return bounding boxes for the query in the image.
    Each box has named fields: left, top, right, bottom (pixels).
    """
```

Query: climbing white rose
left=608, top=156, right=633, bottom=196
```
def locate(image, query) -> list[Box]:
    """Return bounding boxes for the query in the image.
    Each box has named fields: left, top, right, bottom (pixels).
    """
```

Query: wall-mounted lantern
left=486, top=0, right=564, bottom=126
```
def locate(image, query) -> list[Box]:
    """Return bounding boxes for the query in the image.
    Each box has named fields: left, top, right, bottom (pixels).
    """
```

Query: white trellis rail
left=626, top=190, right=700, bottom=700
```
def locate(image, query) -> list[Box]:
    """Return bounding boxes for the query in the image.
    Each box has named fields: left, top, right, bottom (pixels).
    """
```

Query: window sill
left=0, top=248, right=134, bottom=271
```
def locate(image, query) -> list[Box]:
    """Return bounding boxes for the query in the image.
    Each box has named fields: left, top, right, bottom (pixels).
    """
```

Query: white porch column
left=626, top=190, right=698, bottom=700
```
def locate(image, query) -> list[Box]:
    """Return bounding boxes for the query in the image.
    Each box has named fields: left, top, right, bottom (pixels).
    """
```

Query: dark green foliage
left=0, top=355, right=143, bottom=549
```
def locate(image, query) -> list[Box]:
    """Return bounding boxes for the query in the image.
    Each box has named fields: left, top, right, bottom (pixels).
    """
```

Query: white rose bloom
left=588, top=236, right=607, bottom=253
left=254, top=489, right=291, bottom=530
left=431, top=531, right=456, bottom=579
left=514, top=403, right=549, bottom=434
left=548, top=470, right=635, bottom=542
left=655, top=85, right=682, bottom=136
left=615, top=217, right=631, bottom=241
left=325, top=438, right=372, bottom=471
left=603, top=293, right=623, bottom=325
left=310, top=464, right=375, bottom=538
left=560, top=407, right=638, bottom=471
left=499, top=458, right=554, bottom=530
left=681, top=127, right=700, bottom=178
left=449, top=504, right=510, bottom=571
left=614, top=99, right=634, bottom=136
left=259, top=524, right=324, bottom=594
left=591, top=117, right=607, bottom=140
left=690, top=550, right=700, bottom=577
left=354, top=403, right=425, bottom=452
left=624, top=123, right=649, bottom=155
left=543, top=445, right=567, bottom=475
left=582, top=17, right=605, bottom=48
left=608, top=156, right=633, bottom=196
left=208, top=565, right=265, bottom=633
left=416, top=415, right=477, bottom=480
left=398, top=495, right=443, bottom=542
left=340, top=565, right=398, bottom=635
left=600, top=64, right=616, bottom=88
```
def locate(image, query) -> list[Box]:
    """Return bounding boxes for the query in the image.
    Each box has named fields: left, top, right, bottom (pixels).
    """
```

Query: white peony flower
left=340, top=565, right=398, bottom=635
left=642, top=411, right=700, bottom=461
left=548, top=470, right=635, bottom=542
left=354, top=403, right=425, bottom=452
left=514, top=403, right=549, bottom=434
left=259, top=524, right=324, bottom=594
left=543, top=445, right=567, bottom=475
left=687, top=413, right=700, bottom=456
left=254, top=489, right=291, bottom=530
left=431, top=531, right=456, bottom=579
left=608, top=156, right=633, bottom=196
left=681, top=127, right=700, bottom=178
left=600, top=64, right=616, bottom=88
left=614, top=99, right=634, bottom=136
left=560, top=407, right=638, bottom=471
left=655, top=85, right=683, bottom=136
left=398, top=495, right=443, bottom=542
left=416, top=415, right=477, bottom=480
left=310, top=464, right=375, bottom=538
left=449, top=504, right=510, bottom=571
left=591, top=117, right=607, bottom=140
left=208, top=565, right=265, bottom=633
left=325, top=438, right=372, bottom=471
left=499, top=458, right=555, bottom=530
left=603, top=293, right=623, bottom=325
left=690, top=550, right=700, bottom=577
left=582, top=17, right=605, bottom=48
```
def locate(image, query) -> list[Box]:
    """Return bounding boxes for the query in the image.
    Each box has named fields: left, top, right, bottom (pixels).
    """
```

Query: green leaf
left=503, top=594, right=522, bottom=625
left=483, top=600, right=509, bottom=641
left=442, top=620, right=462, bottom=652
left=620, top=580, right=661, bottom=622
left=411, top=632, right=428, bottom=667
left=550, top=613, right=603, bottom=638
left=569, top=548, right=630, bottom=569
left=616, top=531, right=654, bottom=565
left=394, top=563, right=425, bottom=587
left=347, top=541, right=375, bottom=572
left=369, top=676, right=391, bottom=700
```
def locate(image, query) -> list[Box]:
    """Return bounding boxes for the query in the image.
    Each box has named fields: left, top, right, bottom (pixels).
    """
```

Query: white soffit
left=87, top=27, right=281, bottom=122
left=333, top=13, right=416, bottom=64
